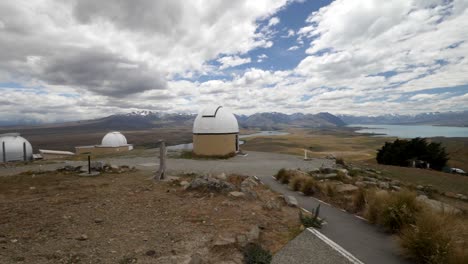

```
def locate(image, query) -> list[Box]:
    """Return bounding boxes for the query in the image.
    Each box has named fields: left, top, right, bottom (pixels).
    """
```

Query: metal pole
left=2, top=141, right=6, bottom=163
left=88, top=155, right=91, bottom=174
left=23, top=142, right=27, bottom=161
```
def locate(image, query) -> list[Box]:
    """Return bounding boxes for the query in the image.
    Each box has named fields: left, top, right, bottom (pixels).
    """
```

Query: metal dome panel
left=193, top=106, right=239, bottom=134
left=101, top=131, right=128, bottom=147
left=0, top=134, right=33, bottom=162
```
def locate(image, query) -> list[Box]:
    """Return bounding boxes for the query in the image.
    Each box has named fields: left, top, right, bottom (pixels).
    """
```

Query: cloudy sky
left=1, top=0, right=468, bottom=124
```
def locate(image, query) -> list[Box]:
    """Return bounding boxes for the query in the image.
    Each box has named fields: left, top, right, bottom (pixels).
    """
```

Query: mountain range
left=339, top=111, right=468, bottom=127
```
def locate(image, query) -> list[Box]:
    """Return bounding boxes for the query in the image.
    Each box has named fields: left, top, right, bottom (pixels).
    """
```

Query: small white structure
left=39, top=149, right=75, bottom=160
left=193, top=106, right=239, bottom=156
left=101, top=131, right=128, bottom=147
left=0, top=133, right=33, bottom=162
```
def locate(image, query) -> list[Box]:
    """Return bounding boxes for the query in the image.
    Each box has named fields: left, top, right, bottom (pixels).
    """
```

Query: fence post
left=154, top=140, right=166, bottom=180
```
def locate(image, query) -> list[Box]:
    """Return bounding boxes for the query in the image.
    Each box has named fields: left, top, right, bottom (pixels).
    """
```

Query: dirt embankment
left=0, top=170, right=300, bottom=263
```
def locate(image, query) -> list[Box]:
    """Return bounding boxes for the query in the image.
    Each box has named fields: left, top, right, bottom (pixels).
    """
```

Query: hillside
left=237, top=112, right=346, bottom=130
left=339, top=111, right=468, bottom=127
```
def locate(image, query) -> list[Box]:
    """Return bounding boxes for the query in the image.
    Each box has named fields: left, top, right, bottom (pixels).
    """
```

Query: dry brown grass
left=400, top=210, right=468, bottom=264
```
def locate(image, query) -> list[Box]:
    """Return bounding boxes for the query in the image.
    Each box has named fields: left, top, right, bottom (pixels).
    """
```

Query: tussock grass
left=301, top=178, right=318, bottom=196
left=289, top=176, right=306, bottom=191
left=365, top=190, right=421, bottom=233
left=400, top=210, right=467, bottom=264
left=351, top=188, right=367, bottom=213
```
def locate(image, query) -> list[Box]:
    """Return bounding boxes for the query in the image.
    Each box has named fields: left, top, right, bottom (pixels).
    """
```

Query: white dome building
left=193, top=106, right=239, bottom=156
left=101, top=132, right=128, bottom=147
left=0, top=133, right=33, bottom=162
left=75, top=131, right=133, bottom=155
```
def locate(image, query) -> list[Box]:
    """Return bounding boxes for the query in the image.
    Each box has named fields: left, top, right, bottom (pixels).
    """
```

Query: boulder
left=90, top=161, right=104, bottom=171
left=354, top=181, right=366, bottom=188
left=180, top=181, right=190, bottom=189
left=391, top=185, right=402, bottom=191
left=215, top=173, right=227, bottom=181
left=335, top=184, right=359, bottom=193
left=378, top=182, right=390, bottom=189
left=246, top=225, right=260, bottom=242
left=188, top=176, right=235, bottom=193
left=284, top=196, right=298, bottom=207
left=320, top=167, right=336, bottom=174
left=213, top=234, right=236, bottom=246
left=229, top=191, right=245, bottom=198
left=316, top=173, right=338, bottom=180
left=416, top=195, right=462, bottom=214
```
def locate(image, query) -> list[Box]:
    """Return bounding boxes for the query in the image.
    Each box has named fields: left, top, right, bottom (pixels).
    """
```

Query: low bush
left=243, top=243, right=272, bottom=264
left=275, top=168, right=289, bottom=183
left=289, top=176, right=305, bottom=191
left=301, top=178, right=318, bottom=196
left=325, top=184, right=336, bottom=198
left=348, top=169, right=360, bottom=177
left=400, top=211, right=457, bottom=264
left=336, top=157, right=346, bottom=166
left=365, top=190, right=421, bottom=233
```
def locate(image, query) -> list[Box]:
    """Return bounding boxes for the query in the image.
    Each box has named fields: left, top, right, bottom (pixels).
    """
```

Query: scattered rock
left=325, top=154, right=336, bottom=160
left=90, top=161, right=104, bottom=171
left=354, top=181, right=366, bottom=188
left=319, top=166, right=336, bottom=174
left=390, top=180, right=401, bottom=186
left=378, top=182, right=390, bottom=189
left=362, top=181, right=378, bottom=187
left=213, top=234, right=236, bottom=246
left=76, top=234, right=88, bottom=241
left=316, top=173, right=338, bottom=180
left=416, top=195, right=462, bottom=214
left=337, top=169, right=348, bottom=175
left=416, top=185, right=424, bottom=190
left=78, top=171, right=100, bottom=177
left=335, top=184, right=359, bottom=193
left=145, top=250, right=157, bottom=257
left=456, top=193, right=468, bottom=201
left=188, top=176, right=235, bottom=193
left=284, top=196, right=298, bottom=207
left=180, top=181, right=190, bottom=189
left=363, top=177, right=377, bottom=182
left=246, top=225, right=260, bottom=242
left=215, top=173, right=227, bottom=181
left=94, top=218, right=104, bottom=224
left=0, top=237, right=6, bottom=244
left=262, top=200, right=281, bottom=210
left=391, top=185, right=402, bottom=191
left=236, top=234, right=247, bottom=247
left=229, top=191, right=245, bottom=198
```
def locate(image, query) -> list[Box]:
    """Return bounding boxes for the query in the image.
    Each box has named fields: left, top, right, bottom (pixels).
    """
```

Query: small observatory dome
left=0, top=133, right=33, bottom=162
left=101, top=131, right=128, bottom=147
left=193, top=106, right=239, bottom=134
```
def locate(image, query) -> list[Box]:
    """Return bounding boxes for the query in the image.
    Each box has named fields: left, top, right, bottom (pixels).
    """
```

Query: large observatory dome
left=193, top=106, right=239, bottom=134
left=101, top=131, right=128, bottom=147
left=0, top=133, right=33, bottom=162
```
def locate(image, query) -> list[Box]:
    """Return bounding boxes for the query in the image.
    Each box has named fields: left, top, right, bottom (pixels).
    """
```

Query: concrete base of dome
left=193, top=134, right=238, bottom=157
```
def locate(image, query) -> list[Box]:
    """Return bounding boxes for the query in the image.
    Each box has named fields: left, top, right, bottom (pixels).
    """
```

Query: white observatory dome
left=193, top=106, right=239, bottom=134
left=0, top=133, right=33, bottom=162
left=101, top=131, right=128, bottom=147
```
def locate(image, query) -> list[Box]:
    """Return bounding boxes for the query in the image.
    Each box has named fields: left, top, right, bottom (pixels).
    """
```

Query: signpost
left=154, top=140, right=166, bottom=180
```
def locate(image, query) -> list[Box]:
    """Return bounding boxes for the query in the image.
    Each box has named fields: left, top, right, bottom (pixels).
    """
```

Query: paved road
left=0, top=151, right=411, bottom=264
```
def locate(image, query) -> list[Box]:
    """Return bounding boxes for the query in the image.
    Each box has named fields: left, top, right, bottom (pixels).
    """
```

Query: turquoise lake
left=350, top=124, right=468, bottom=138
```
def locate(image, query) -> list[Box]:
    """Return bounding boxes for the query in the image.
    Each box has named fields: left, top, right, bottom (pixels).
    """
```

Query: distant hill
left=237, top=112, right=346, bottom=130
left=339, top=111, right=468, bottom=127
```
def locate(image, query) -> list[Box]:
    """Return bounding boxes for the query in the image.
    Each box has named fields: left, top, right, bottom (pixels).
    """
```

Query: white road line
left=354, top=215, right=368, bottom=222
left=300, top=207, right=311, bottom=214
left=271, top=176, right=277, bottom=180
left=314, top=198, right=332, bottom=206
left=307, top=228, right=365, bottom=264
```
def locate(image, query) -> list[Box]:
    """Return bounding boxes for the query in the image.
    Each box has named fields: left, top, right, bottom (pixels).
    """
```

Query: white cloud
left=288, top=45, right=299, bottom=51
left=217, top=56, right=252, bottom=70
left=268, top=17, right=280, bottom=26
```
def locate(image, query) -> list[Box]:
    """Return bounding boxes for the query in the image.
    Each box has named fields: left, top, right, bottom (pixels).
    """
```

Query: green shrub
left=243, top=243, right=272, bottom=264
left=299, top=205, right=324, bottom=228
left=348, top=169, right=360, bottom=177
left=400, top=211, right=453, bottom=264
left=301, top=178, right=317, bottom=196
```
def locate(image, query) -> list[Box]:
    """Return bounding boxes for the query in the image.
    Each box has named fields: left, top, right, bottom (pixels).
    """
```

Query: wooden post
left=2, top=141, right=6, bottom=163
left=88, top=155, right=91, bottom=174
left=154, top=140, right=166, bottom=180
